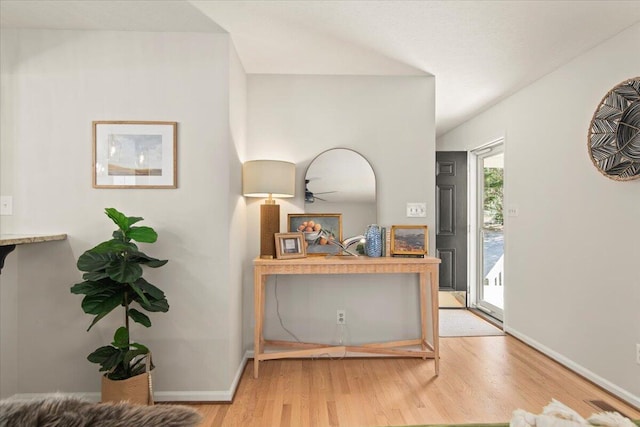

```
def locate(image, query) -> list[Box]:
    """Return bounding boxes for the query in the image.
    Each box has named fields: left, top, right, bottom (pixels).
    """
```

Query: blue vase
left=364, top=224, right=382, bottom=257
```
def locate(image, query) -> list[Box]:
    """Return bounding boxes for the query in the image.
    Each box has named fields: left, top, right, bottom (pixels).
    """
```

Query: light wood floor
left=187, top=335, right=640, bottom=427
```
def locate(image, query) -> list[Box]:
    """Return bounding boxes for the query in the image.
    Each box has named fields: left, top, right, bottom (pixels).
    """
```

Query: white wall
left=0, top=29, right=19, bottom=399
left=227, top=41, right=247, bottom=386
left=244, top=75, right=436, bottom=350
left=437, top=23, right=640, bottom=405
left=0, top=29, right=246, bottom=400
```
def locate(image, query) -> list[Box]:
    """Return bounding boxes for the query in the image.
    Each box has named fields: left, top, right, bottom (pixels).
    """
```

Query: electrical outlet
left=0, top=196, right=12, bottom=216
left=636, top=343, right=640, bottom=365
left=336, top=309, right=346, bottom=325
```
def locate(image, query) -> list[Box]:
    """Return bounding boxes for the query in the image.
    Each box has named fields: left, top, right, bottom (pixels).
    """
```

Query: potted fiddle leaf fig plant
left=70, top=208, right=169, bottom=405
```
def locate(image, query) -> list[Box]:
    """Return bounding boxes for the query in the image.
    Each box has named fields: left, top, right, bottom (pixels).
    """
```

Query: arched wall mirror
left=304, top=148, right=376, bottom=238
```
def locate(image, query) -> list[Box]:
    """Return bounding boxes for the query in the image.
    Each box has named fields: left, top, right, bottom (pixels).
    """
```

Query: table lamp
left=243, top=160, right=295, bottom=259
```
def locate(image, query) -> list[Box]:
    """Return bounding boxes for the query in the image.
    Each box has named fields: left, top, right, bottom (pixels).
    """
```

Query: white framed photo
left=274, top=232, right=307, bottom=260
left=93, top=121, right=177, bottom=188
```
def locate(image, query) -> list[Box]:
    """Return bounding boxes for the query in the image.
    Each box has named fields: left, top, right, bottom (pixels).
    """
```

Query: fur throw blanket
left=0, top=394, right=202, bottom=427
left=511, top=399, right=635, bottom=427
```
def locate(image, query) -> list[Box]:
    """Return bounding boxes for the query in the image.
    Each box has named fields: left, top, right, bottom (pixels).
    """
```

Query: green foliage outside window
left=484, top=168, right=504, bottom=226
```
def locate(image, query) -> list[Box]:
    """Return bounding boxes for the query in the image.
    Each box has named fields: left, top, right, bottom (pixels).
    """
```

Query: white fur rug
left=0, top=394, right=202, bottom=427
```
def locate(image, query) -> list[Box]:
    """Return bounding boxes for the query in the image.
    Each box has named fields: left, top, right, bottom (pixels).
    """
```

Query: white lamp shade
left=243, top=160, right=295, bottom=198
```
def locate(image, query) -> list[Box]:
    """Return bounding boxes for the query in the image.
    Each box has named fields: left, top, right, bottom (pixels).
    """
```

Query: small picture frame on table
left=390, top=225, right=428, bottom=257
left=274, top=232, right=307, bottom=259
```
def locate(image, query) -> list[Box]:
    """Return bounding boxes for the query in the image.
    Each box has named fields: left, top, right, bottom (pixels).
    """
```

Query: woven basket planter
left=101, top=371, right=153, bottom=406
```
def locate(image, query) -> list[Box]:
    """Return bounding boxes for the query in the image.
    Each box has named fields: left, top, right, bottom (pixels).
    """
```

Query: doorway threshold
left=469, top=307, right=503, bottom=330
left=439, top=291, right=466, bottom=308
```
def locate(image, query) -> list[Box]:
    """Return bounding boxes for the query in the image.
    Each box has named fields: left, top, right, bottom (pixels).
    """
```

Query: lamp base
left=260, top=203, right=280, bottom=259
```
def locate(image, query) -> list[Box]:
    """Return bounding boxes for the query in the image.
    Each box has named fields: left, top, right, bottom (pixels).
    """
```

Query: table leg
left=430, top=266, right=440, bottom=375
left=419, top=270, right=427, bottom=358
left=253, top=269, right=266, bottom=378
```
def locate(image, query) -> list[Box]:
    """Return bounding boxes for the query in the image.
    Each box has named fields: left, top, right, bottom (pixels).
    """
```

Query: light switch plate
left=406, top=202, right=427, bottom=218
left=507, top=205, right=519, bottom=217
left=0, top=196, right=12, bottom=216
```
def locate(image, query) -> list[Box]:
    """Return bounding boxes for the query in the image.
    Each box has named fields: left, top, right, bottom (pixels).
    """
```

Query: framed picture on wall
left=274, top=232, right=307, bottom=259
left=287, top=213, right=343, bottom=256
left=390, top=225, right=428, bottom=257
left=93, top=121, right=177, bottom=188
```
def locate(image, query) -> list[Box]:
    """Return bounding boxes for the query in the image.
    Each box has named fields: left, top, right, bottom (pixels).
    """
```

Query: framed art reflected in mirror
left=304, top=148, right=376, bottom=237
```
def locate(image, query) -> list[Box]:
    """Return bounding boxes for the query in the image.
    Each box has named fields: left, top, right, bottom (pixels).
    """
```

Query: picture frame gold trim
left=93, top=121, right=177, bottom=189
left=274, top=232, right=307, bottom=259
left=390, top=225, right=428, bottom=256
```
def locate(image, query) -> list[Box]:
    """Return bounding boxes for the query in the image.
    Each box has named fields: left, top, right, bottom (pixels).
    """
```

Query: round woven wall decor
left=587, top=77, right=640, bottom=181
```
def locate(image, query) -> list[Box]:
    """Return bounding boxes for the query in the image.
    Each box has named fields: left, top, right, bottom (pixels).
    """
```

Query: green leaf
left=71, top=280, right=108, bottom=296
left=87, top=345, right=118, bottom=363
left=135, top=278, right=165, bottom=300
left=131, top=279, right=168, bottom=310
left=129, top=281, right=150, bottom=306
left=104, top=353, right=125, bottom=373
left=90, top=240, right=137, bottom=254
left=105, top=208, right=129, bottom=232
left=138, top=296, right=169, bottom=313
left=112, top=230, right=125, bottom=241
left=130, top=251, right=167, bottom=268
left=128, top=308, right=151, bottom=327
left=72, top=280, right=119, bottom=304
left=107, top=364, right=129, bottom=380
left=77, top=251, right=113, bottom=272
left=126, top=226, right=157, bottom=243
left=86, top=312, right=109, bottom=332
left=87, top=345, right=122, bottom=372
left=82, top=271, right=109, bottom=281
left=124, top=348, right=149, bottom=367
left=144, top=259, right=168, bottom=268
left=130, top=346, right=154, bottom=374
left=129, top=352, right=152, bottom=374
left=130, top=361, right=149, bottom=377
left=127, top=216, right=144, bottom=227
left=81, top=288, right=122, bottom=315
left=130, top=342, right=149, bottom=352
left=106, top=261, right=142, bottom=283
left=112, top=327, right=129, bottom=349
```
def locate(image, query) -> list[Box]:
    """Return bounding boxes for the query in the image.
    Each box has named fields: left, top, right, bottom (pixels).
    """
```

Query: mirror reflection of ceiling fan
left=305, top=179, right=337, bottom=203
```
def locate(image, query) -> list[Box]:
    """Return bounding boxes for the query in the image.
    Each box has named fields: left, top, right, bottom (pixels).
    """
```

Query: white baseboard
left=11, top=392, right=101, bottom=403
left=11, top=351, right=251, bottom=404
left=504, top=326, right=640, bottom=409
left=154, top=351, right=250, bottom=402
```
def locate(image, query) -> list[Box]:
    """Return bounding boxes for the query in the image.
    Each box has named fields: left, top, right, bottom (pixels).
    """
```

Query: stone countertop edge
left=0, top=233, right=67, bottom=246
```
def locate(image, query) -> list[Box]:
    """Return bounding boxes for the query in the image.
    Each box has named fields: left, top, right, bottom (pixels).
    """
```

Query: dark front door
left=436, top=151, right=468, bottom=302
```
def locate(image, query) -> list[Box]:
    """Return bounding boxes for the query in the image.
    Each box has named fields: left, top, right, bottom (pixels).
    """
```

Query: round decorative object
left=588, top=77, right=640, bottom=181
left=364, top=224, right=382, bottom=257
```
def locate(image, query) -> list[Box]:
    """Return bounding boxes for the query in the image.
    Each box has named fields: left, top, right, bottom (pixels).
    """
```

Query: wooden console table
left=253, top=256, right=441, bottom=378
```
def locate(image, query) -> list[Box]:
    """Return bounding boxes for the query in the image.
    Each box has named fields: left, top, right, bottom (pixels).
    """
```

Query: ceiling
left=2, top=1, right=639, bottom=136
